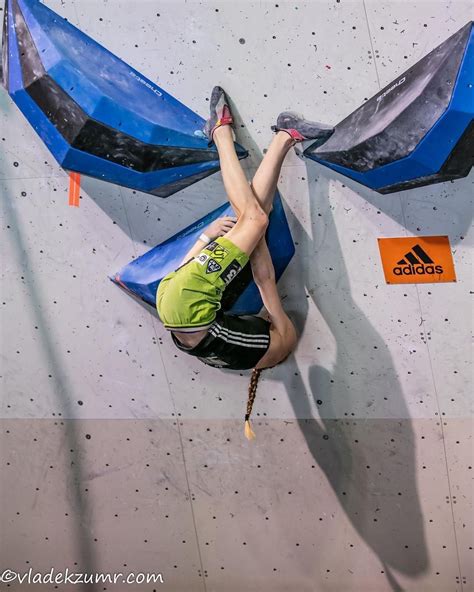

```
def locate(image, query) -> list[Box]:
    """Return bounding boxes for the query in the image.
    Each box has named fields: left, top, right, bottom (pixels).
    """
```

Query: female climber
left=156, top=86, right=333, bottom=437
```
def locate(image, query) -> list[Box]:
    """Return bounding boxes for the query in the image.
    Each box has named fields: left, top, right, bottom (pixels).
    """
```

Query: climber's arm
left=179, top=237, right=210, bottom=267
left=178, top=216, right=237, bottom=266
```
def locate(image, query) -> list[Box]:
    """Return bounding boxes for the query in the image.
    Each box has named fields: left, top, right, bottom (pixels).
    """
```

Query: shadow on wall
left=0, top=146, right=101, bottom=592
left=324, top=165, right=473, bottom=247
left=276, top=166, right=433, bottom=590
left=77, top=94, right=261, bottom=249
left=79, top=171, right=228, bottom=247
left=0, top=86, right=261, bottom=252
left=75, top=98, right=255, bottom=251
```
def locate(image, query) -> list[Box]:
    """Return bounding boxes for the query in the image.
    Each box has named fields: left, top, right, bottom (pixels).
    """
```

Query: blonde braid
left=244, top=368, right=262, bottom=440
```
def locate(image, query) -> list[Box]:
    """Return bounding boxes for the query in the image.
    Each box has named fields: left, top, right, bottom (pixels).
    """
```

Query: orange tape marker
left=68, top=172, right=81, bottom=207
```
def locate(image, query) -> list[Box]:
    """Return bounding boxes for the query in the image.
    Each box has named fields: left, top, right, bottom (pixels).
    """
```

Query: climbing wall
left=0, top=1, right=472, bottom=591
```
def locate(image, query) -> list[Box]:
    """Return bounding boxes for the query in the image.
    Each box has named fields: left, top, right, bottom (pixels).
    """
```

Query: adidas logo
left=393, top=244, right=443, bottom=276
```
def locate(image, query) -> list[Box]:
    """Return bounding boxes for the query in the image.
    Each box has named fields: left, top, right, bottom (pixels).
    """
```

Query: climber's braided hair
left=244, top=368, right=262, bottom=440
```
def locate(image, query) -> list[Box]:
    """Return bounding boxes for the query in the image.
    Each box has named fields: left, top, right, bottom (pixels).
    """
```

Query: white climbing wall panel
left=1, top=1, right=472, bottom=591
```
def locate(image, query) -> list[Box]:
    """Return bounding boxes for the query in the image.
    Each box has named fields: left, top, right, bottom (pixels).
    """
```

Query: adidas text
left=393, top=264, right=443, bottom=276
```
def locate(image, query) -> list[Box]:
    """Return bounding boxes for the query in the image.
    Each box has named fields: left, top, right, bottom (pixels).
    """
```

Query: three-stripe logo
left=393, top=244, right=443, bottom=276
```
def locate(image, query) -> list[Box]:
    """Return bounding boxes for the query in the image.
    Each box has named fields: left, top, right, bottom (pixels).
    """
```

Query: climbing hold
left=304, top=22, right=473, bottom=194
left=1, top=0, right=248, bottom=197
left=110, top=192, right=295, bottom=316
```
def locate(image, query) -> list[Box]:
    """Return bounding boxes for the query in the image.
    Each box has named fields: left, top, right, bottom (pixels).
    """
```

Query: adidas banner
left=377, top=236, right=457, bottom=284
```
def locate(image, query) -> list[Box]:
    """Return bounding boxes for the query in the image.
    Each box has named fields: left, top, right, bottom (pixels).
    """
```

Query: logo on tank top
left=198, top=355, right=229, bottom=368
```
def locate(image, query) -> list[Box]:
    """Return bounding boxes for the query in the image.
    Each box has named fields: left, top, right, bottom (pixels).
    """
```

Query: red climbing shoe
left=203, top=86, right=234, bottom=146
left=271, top=111, right=334, bottom=145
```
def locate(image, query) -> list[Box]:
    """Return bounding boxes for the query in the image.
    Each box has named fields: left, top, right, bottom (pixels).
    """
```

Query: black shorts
left=171, top=311, right=271, bottom=370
